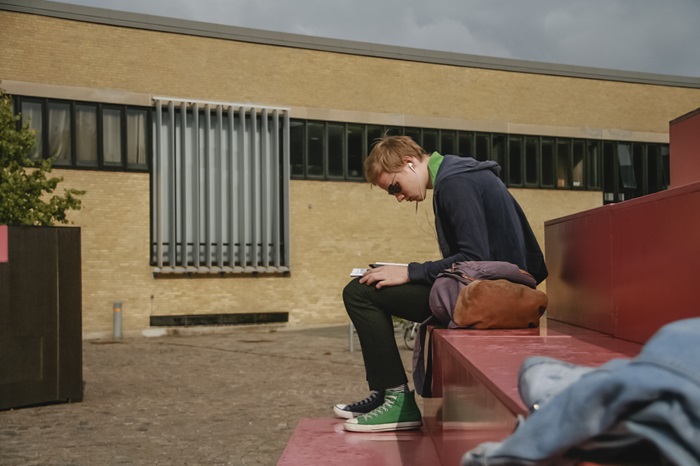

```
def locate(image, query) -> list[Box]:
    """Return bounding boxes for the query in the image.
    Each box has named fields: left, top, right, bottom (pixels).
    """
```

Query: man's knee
left=343, top=277, right=367, bottom=305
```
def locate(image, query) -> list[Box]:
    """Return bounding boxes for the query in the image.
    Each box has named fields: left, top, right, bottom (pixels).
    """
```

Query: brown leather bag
left=452, top=279, right=548, bottom=329
left=429, top=261, right=548, bottom=329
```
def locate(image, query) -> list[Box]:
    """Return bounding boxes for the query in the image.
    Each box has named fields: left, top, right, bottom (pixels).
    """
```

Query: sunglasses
left=387, top=172, right=401, bottom=195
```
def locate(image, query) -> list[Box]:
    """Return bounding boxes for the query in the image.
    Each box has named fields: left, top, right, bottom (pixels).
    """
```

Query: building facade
left=2, top=0, right=700, bottom=337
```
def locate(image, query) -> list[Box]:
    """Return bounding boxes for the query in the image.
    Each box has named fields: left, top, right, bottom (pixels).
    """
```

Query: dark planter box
left=0, top=225, right=83, bottom=410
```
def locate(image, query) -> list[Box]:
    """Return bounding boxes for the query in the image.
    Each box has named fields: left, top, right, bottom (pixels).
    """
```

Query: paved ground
left=0, top=324, right=416, bottom=466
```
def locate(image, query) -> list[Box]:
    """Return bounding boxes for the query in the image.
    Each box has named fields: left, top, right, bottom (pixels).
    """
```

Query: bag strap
left=412, top=316, right=441, bottom=397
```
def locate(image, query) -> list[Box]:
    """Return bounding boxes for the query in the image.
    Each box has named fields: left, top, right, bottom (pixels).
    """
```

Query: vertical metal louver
left=152, top=97, right=290, bottom=274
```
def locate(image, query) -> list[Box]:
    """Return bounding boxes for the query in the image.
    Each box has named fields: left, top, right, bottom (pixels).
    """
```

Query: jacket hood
left=434, top=155, right=501, bottom=192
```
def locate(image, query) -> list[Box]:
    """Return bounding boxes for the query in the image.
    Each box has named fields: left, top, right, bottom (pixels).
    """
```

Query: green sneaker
left=344, top=389, right=423, bottom=432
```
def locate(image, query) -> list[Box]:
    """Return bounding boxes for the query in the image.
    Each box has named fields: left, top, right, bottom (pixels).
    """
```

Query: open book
left=350, top=262, right=409, bottom=277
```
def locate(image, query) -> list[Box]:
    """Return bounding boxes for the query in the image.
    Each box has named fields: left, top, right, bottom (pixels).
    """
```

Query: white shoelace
left=363, top=394, right=398, bottom=419
left=347, top=390, right=380, bottom=409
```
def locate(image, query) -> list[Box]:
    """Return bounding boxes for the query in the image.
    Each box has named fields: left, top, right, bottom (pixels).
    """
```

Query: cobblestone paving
left=0, top=325, right=415, bottom=466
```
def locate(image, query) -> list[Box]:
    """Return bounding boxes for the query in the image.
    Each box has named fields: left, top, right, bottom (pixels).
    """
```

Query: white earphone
left=407, top=162, right=424, bottom=201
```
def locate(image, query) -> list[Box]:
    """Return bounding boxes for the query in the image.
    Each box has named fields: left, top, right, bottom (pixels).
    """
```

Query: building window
left=102, top=107, right=122, bottom=166
left=508, top=136, right=523, bottom=186
left=307, top=121, right=324, bottom=178
left=423, top=129, right=438, bottom=153
left=10, top=97, right=672, bottom=203
left=405, top=128, right=422, bottom=147
left=290, top=121, right=371, bottom=181
left=272, top=117, right=669, bottom=203
left=151, top=98, right=290, bottom=274
left=440, top=130, right=456, bottom=155
left=475, top=133, right=490, bottom=162
left=20, top=100, right=43, bottom=161
left=490, top=135, right=506, bottom=179
left=587, top=140, right=602, bottom=190
left=290, top=120, right=305, bottom=177
left=327, top=123, right=344, bottom=179
left=556, top=139, right=571, bottom=188
left=367, top=125, right=383, bottom=152
left=525, top=136, right=539, bottom=187
left=458, top=132, right=473, bottom=158
left=13, top=95, right=150, bottom=171
left=48, top=101, right=72, bottom=165
left=75, top=104, right=98, bottom=166
left=347, top=124, right=364, bottom=180
left=127, top=109, right=149, bottom=167
left=572, top=140, right=585, bottom=188
left=541, top=138, right=555, bottom=187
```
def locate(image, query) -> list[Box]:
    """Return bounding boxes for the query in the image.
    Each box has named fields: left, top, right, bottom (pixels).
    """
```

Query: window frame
left=13, top=95, right=151, bottom=172
left=276, top=117, right=668, bottom=203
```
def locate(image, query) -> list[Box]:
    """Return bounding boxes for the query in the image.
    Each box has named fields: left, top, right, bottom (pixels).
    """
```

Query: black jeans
left=343, top=277, right=432, bottom=391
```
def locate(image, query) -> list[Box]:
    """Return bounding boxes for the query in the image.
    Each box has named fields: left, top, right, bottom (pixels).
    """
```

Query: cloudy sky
left=55, top=0, right=700, bottom=77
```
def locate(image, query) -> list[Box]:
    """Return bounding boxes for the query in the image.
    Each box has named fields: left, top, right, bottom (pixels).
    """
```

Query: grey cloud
left=57, top=0, right=700, bottom=77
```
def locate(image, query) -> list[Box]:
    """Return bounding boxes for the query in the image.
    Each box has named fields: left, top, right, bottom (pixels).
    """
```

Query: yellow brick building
left=1, top=1, right=699, bottom=337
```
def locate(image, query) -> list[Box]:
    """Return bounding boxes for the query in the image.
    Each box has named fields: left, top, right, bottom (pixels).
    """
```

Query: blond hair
left=364, top=135, right=428, bottom=185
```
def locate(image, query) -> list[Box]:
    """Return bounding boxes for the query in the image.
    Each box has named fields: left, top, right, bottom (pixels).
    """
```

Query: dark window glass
left=290, top=120, right=304, bottom=177
left=404, top=128, right=421, bottom=145
left=423, top=130, right=438, bottom=153
left=385, top=126, right=402, bottom=136
left=556, top=140, right=571, bottom=188
left=327, top=123, right=344, bottom=178
left=491, top=135, right=505, bottom=179
left=48, top=101, right=71, bottom=165
left=21, top=100, right=43, bottom=161
left=307, top=122, right=324, bottom=177
left=587, top=141, right=602, bottom=189
left=76, top=104, right=98, bottom=166
left=647, top=145, right=662, bottom=193
left=347, top=125, right=364, bottom=179
left=525, top=137, right=538, bottom=185
left=126, top=108, right=148, bottom=167
left=633, top=143, right=645, bottom=196
left=508, top=137, right=523, bottom=186
left=103, top=107, right=122, bottom=166
left=661, top=145, right=670, bottom=188
left=367, top=125, right=383, bottom=155
left=617, top=143, right=636, bottom=189
left=458, top=132, right=473, bottom=158
left=440, top=131, right=456, bottom=155
left=603, top=142, right=616, bottom=203
left=14, top=99, right=670, bottom=191
left=650, top=144, right=669, bottom=192
left=572, top=140, right=585, bottom=188
left=475, top=133, right=489, bottom=162
left=541, top=138, right=554, bottom=187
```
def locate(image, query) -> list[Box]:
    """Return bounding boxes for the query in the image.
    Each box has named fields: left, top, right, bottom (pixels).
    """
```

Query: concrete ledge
left=277, top=417, right=440, bottom=466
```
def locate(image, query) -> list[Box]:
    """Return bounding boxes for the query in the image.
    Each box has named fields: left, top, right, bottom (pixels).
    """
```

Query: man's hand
left=359, top=265, right=409, bottom=289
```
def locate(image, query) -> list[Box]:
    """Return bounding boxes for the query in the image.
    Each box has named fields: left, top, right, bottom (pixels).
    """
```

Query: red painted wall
left=545, top=181, right=700, bottom=344
left=670, top=107, right=700, bottom=188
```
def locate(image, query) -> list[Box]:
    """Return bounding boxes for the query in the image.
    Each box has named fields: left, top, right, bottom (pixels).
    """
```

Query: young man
left=336, top=135, right=547, bottom=433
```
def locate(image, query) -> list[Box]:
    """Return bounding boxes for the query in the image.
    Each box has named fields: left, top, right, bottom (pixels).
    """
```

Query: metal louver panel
left=152, top=97, right=290, bottom=274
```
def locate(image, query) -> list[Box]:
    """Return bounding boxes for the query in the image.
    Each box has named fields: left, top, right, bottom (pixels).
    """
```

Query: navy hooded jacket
left=407, top=154, right=548, bottom=285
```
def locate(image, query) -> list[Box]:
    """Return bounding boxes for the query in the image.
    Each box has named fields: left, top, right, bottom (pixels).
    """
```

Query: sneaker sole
left=343, top=420, right=423, bottom=433
left=333, top=405, right=360, bottom=419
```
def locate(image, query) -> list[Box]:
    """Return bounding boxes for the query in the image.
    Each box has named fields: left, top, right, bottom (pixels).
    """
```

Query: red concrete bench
left=278, top=321, right=640, bottom=466
left=278, top=417, right=440, bottom=465
left=423, top=321, right=642, bottom=465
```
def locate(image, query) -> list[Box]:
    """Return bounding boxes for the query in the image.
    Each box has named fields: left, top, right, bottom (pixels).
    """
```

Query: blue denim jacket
left=462, top=318, right=700, bottom=466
